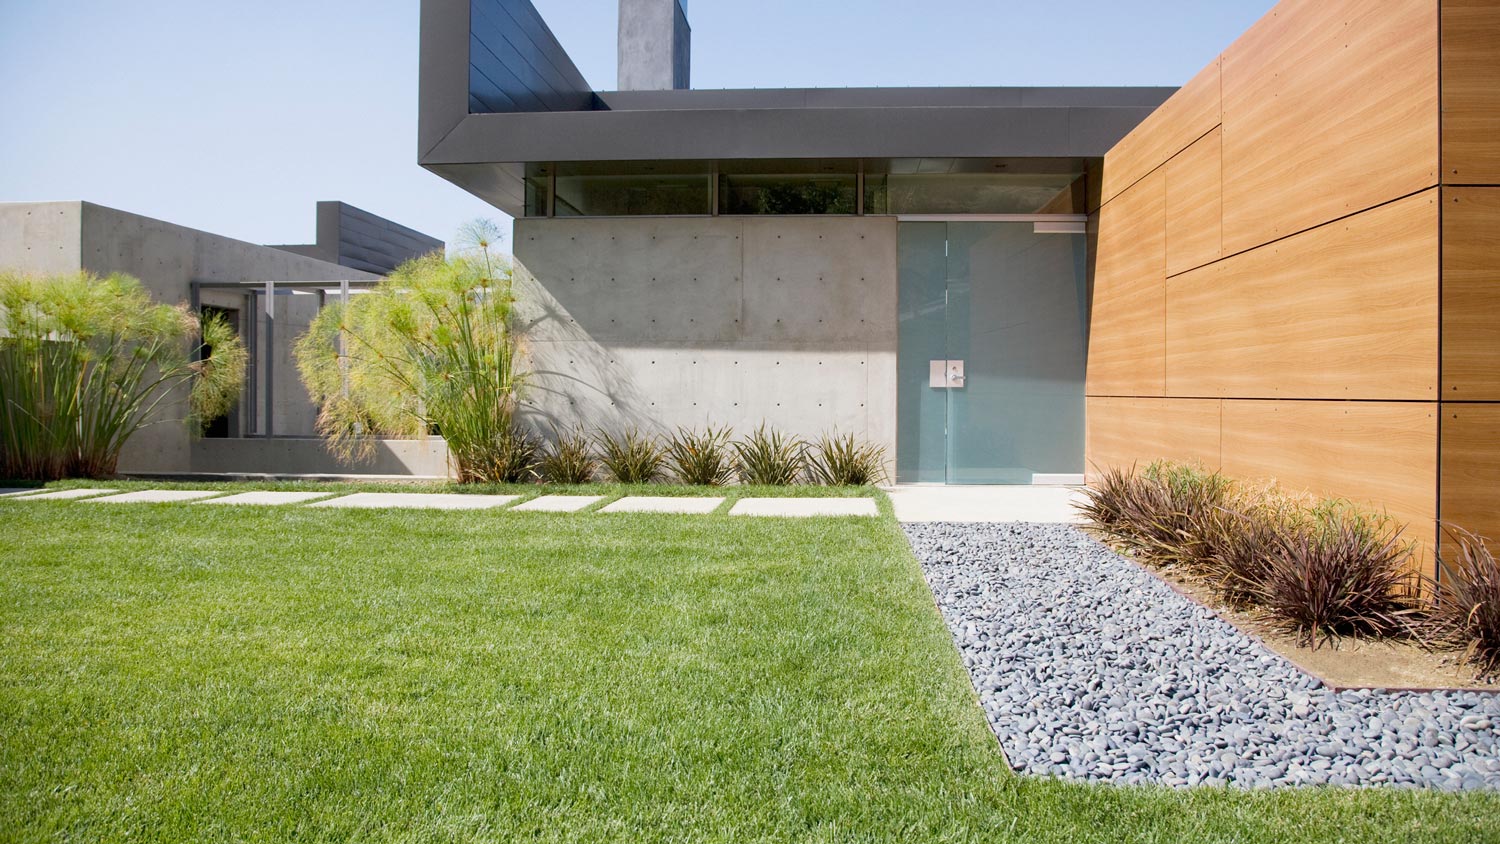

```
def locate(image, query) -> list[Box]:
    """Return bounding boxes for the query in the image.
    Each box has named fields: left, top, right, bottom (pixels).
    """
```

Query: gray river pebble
left=904, top=522, right=1500, bottom=790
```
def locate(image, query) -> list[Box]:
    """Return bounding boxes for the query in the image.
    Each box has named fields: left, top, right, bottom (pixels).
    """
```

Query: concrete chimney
left=618, top=0, right=690, bottom=90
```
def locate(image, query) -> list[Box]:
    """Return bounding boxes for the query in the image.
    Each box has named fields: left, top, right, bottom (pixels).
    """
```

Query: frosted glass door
left=896, top=221, right=1087, bottom=484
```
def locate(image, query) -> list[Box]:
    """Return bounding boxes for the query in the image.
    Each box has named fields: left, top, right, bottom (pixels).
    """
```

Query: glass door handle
left=930, top=360, right=965, bottom=388
left=948, top=360, right=965, bottom=388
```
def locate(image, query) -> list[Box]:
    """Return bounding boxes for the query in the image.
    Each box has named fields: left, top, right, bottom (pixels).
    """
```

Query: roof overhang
left=419, top=0, right=1177, bottom=216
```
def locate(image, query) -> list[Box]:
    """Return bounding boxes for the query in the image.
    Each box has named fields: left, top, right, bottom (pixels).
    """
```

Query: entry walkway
left=884, top=485, right=1086, bottom=524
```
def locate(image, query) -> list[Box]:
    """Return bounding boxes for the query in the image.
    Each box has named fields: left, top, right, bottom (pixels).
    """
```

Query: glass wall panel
left=553, top=173, right=710, bottom=216
left=717, top=159, right=858, bottom=215
left=944, top=222, right=1087, bottom=483
left=718, top=174, right=857, bottom=214
left=895, top=223, right=949, bottom=483
left=897, top=221, right=1088, bottom=483
left=884, top=173, right=1084, bottom=215
left=524, top=173, right=550, bottom=217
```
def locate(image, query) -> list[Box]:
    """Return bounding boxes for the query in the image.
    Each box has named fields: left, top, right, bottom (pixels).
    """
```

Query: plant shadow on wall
left=508, top=265, right=656, bottom=435
left=1078, top=461, right=1500, bottom=681
left=0, top=271, right=246, bottom=481
left=295, top=220, right=531, bottom=484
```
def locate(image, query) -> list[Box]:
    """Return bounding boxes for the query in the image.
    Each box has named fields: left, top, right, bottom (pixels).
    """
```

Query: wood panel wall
left=1082, top=0, right=1500, bottom=569
left=1442, top=0, right=1500, bottom=184
left=1437, top=0, right=1500, bottom=553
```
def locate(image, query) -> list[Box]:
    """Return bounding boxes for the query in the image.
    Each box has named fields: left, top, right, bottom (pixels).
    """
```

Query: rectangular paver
left=728, top=498, right=879, bottom=518
left=598, top=496, right=724, bottom=514
left=307, top=492, right=520, bottom=510
left=199, top=491, right=333, bottom=506
left=510, top=495, right=605, bottom=512
left=88, top=490, right=223, bottom=504
left=11, top=488, right=119, bottom=501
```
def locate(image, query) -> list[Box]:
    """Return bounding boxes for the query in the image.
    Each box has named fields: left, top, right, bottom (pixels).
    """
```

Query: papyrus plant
left=0, top=270, right=246, bottom=480
left=294, top=221, right=528, bottom=483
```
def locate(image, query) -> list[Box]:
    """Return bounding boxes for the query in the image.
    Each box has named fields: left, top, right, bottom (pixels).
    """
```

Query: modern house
left=419, top=0, right=1500, bottom=568
left=0, top=200, right=447, bottom=476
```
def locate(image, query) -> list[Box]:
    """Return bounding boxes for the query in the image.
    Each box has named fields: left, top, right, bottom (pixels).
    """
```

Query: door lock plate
left=930, top=359, right=965, bottom=388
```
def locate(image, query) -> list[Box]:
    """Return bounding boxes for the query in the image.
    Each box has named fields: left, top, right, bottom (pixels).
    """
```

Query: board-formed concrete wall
left=513, top=216, right=897, bottom=468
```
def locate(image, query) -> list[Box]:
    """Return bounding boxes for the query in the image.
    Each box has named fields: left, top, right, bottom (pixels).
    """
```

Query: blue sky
left=0, top=0, right=1272, bottom=251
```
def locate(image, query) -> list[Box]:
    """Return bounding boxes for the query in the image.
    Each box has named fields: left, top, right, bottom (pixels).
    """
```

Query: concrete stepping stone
left=199, top=491, right=333, bottom=506
left=88, top=490, right=223, bottom=504
left=12, top=488, right=119, bottom=501
left=510, top=495, right=604, bottom=512
left=0, top=489, right=42, bottom=498
left=598, top=496, right=723, bottom=514
left=307, top=492, right=519, bottom=510
left=728, top=498, right=879, bottom=517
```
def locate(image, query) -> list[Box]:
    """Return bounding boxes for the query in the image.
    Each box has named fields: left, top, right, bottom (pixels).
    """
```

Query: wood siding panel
left=1440, top=403, right=1500, bottom=548
left=1220, top=0, right=1439, bottom=254
left=1220, top=400, right=1438, bottom=555
left=1442, top=188, right=1500, bottom=398
left=1087, top=170, right=1166, bottom=396
left=1100, top=59, right=1220, bottom=206
left=1442, top=0, right=1500, bottom=184
left=1085, top=397, right=1221, bottom=480
left=1165, top=126, right=1223, bottom=277
left=1165, top=190, right=1440, bottom=400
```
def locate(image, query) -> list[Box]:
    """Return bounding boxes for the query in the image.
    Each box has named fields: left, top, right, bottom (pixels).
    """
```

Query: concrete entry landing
left=885, top=485, right=1086, bottom=524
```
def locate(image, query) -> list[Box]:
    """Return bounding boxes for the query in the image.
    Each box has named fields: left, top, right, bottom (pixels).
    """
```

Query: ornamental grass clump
left=1095, top=460, right=1233, bottom=574
left=1424, top=526, right=1500, bottom=679
left=1074, top=464, right=1135, bottom=533
left=0, top=270, right=245, bottom=480
left=1251, top=502, right=1421, bottom=648
left=1198, top=489, right=1309, bottom=609
left=538, top=427, right=597, bottom=483
left=596, top=427, right=665, bottom=483
left=294, top=220, right=528, bottom=483
left=484, top=426, right=541, bottom=483
left=733, top=424, right=806, bottom=486
left=807, top=431, right=888, bottom=486
left=1078, top=461, right=1422, bottom=649
left=665, top=425, right=735, bottom=486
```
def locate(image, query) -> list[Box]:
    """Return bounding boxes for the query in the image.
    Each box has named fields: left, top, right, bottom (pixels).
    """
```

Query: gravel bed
left=905, top=522, right=1500, bottom=790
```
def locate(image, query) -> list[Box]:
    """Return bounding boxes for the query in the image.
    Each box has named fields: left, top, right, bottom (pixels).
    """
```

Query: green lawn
left=0, top=493, right=1495, bottom=842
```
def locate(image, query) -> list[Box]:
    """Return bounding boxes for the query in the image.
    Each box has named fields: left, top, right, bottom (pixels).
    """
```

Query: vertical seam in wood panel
left=1216, top=119, right=1224, bottom=260
left=1160, top=173, right=1168, bottom=395
left=1217, top=398, right=1223, bottom=470
left=1435, top=0, right=1445, bottom=576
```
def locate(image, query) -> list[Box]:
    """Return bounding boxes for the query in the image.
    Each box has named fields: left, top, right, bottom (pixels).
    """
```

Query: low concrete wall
left=188, top=438, right=451, bottom=477
left=513, top=216, right=898, bottom=468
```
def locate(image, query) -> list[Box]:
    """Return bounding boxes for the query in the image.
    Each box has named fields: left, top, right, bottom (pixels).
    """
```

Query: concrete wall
left=186, top=438, right=449, bottom=478
left=0, top=201, right=384, bottom=476
left=513, top=216, right=897, bottom=466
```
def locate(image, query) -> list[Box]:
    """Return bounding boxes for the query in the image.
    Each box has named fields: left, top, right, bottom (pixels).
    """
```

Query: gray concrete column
left=618, top=0, right=690, bottom=90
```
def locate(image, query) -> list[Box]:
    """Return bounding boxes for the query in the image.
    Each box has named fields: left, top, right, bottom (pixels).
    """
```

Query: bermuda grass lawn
left=1, top=487, right=1496, bottom=842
